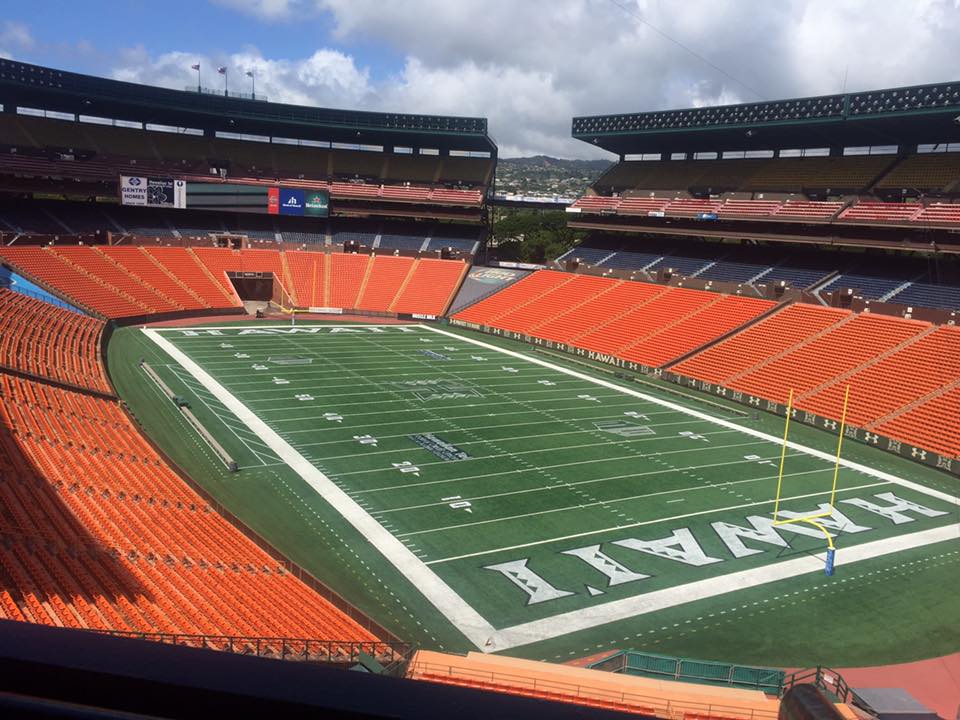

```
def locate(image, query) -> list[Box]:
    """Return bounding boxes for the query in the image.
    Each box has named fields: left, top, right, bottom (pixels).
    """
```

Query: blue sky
left=3, top=1, right=960, bottom=158
left=1, top=2, right=402, bottom=83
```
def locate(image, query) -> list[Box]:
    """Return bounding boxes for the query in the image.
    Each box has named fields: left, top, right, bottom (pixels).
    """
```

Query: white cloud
left=211, top=0, right=304, bottom=20
left=111, top=46, right=373, bottom=109
left=0, top=20, right=34, bottom=58
left=109, top=0, right=960, bottom=158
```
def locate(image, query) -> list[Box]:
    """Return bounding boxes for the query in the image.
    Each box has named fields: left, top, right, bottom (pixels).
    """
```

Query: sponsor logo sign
left=267, top=187, right=280, bottom=215
left=120, top=176, right=148, bottom=206
left=304, top=190, right=329, bottom=217
left=279, top=188, right=305, bottom=216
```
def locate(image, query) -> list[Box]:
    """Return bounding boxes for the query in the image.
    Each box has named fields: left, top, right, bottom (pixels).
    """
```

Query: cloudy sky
left=3, top=0, right=960, bottom=158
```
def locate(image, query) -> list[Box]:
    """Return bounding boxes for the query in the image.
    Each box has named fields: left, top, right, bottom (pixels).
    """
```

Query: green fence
left=589, top=651, right=786, bottom=695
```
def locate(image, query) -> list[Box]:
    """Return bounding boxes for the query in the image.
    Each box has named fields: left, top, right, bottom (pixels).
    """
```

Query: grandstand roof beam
left=0, top=59, right=497, bottom=155
left=573, top=81, right=960, bottom=155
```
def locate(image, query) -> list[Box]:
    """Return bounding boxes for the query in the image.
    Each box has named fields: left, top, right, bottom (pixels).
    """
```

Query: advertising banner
left=279, top=188, right=305, bottom=216
left=173, top=179, right=187, bottom=209
left=304, top=189, right=330, bottom=217
left=119, top=176, right=148, bottom=206
left=146, top=178, right=174, bottom=207
left=267, top=187, right=280, bottom=215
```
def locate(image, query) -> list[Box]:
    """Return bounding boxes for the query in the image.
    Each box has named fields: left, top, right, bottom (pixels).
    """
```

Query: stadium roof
left=573, top=81, right=960, bottom=155
left=0, top=59, right=496, bottom=154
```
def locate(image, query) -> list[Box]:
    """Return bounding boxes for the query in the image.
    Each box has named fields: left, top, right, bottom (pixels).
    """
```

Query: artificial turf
left=107, top=320, right=960, bottom=666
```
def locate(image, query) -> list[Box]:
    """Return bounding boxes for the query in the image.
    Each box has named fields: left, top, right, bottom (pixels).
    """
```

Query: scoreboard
left=119, top=177, right=329, bottom=218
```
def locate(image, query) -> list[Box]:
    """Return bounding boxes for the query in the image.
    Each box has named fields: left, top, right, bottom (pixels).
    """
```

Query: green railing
left=589, top=651, right=786, bottom=695
left=782, top=667, right=854, bottom=703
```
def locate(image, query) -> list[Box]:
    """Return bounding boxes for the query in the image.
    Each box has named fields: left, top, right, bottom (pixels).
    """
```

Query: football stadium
left=0, top=31, right=958, bottom=720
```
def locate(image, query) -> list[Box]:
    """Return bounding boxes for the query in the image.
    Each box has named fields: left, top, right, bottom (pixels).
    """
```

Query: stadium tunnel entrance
left=226, top=271, right=274, bottom=302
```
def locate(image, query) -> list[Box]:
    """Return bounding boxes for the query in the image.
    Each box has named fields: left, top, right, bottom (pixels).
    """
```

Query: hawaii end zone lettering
left=484, top=493, right=949, bottom=607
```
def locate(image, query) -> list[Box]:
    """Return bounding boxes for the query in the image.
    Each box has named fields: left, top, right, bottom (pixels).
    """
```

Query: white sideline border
left=143, top=324, right=960, bottom=653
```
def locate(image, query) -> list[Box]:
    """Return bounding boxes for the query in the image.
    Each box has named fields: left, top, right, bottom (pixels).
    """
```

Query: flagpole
left=196, top=64, right=200, bottom=92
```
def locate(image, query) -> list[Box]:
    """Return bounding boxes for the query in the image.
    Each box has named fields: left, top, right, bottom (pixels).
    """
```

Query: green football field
left=107, top=321, right=960, bottom=667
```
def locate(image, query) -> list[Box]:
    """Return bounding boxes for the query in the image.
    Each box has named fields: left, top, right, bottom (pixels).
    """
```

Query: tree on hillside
left=491, top=209, right=584, bottom=263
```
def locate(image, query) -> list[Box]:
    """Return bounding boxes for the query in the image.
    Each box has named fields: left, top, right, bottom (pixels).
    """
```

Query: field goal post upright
left=771, top=386, right=852, bottom=576
left=270, top=273, right=298, bottom=315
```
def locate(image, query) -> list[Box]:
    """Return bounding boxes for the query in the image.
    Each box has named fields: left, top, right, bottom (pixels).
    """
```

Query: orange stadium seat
left=285, top=250, right=326, bottom=308
left=0, top=246, right=145, bottom=318
left=141, top=247, right=240, bottom=309
left=0, top=288, right=111, bottom=393
left=391, top=258, right=468, bottom=316
left=672, top=304, right=851, bottom=385
left=328, top=252, right=370, bottom=309
left=0, top=373, right=381, bottom=642
left=356, top=255, right=415, bottom=311
left=50, top=246, right=179, bottom=314
left=454, top=270, right=774, bottom=367
left=98, top=246, right=207, bottom=311
left=728, top=313, right=929, bottom=404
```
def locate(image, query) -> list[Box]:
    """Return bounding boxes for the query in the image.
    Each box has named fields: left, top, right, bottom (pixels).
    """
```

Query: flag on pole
left=190, top=63, right=200, bottom=71
left=217, top=66, right=227, bottom=74
left=245, top=70, right=254, bottom=78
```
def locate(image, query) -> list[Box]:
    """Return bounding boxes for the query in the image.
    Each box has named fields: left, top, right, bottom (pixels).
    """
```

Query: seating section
left=874, top=386, right=960, bottom=459
left=408, top=650, right=780, bottom=720
left=673, top=305, right=960, bottom=458
left=673, top=305, right=850, bottom=385
left=142, top=247, right=240, bottom=308
left=800, top=325, right=960, bottom=430
left=356, top=255, right=415, bottom=311
left=562, top=237, right=960, bottom=308
left=728, top=313, right=929, bottom=405
left=285, top=250, right=326, bottom=308
left=0, top=374, right=380, bottom=645
left=0, top=289, right=111, bottom=393
left=328, top=253, right=371, bottom=309
left=99, top=247, right=209, bottom=311
left=0, top=246, right=146, bottom=318
left=392, top=259, right=468, bottom=316
left=49, top=246, right=181, bottom=315
left=454, top=270, right=774, bottom=368
left=876, top=153, right=960, bottom=191
left=837, top=202, right=922, bottom=224
left=0, top=245, right=467, bottom=319
left=887, top=282, right=960, bottom=310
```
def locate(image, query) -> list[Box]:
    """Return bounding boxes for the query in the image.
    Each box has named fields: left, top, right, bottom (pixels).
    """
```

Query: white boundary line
left=143, top=324, right=960, bottom=653
left=141, top=327, right=496, bottom=649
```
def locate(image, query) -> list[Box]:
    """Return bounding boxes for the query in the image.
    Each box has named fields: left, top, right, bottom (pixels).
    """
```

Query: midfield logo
left=391, top=379, right=483, bottom=402
left=592, top=419, right=656, bottom=438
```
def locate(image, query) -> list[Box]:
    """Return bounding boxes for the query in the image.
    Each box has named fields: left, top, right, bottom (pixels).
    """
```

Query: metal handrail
left=410, top=660, right=780, bottom=720
left=87, top=629, right=411, bottom=666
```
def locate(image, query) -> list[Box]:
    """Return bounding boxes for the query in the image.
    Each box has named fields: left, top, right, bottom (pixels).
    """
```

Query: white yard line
left=373, top=453, right=805, bottom=515
left=146, top=323, right=960, bottom=654
left=423, top=325, right=960, bottom=507
left=271, top=398, right=651, bottom=426
left=350, top=439, right=770, bottom=495
left=420, top=480, right=890, bottom=554
left=141, top=327, right=496, bottom=649
left=330, top=429, right=743, bottom=477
